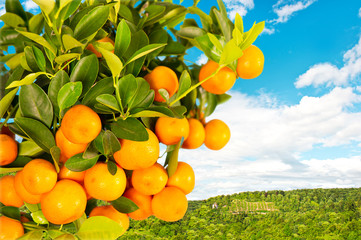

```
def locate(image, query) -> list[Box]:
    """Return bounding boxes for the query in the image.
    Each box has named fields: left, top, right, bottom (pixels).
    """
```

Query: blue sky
left=1, top=0, right=361, bottom=200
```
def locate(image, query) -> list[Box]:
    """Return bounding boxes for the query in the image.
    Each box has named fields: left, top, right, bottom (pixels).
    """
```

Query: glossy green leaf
left=188, top=6, right=212, bottom=25
left=53, top=233, right=77, bottom=240
left=127, top=78, right=151, bottom=108
left=29, top=14, right=44, bottom=34
left=58, top=81, right=83, bottom=113
left=65, top=153, right=99, bottom=172
left=213, top=8, right=232, bottom=42
left=145, top=4, right=166, bottom=23
left=111, top=118, right=148, bottom=141
left=14, top=117, right=56, bottom=153
left=50, top=146, right=61, bottom=173
left=176, top=70, right=191, bottom=99
left=18, top=141, right=44, bottom=157
left=240, top=21, right=265, bottom=50
left=219, top=39, right=243, bottom=66
left=114, top=19, right=131, bottom=58
left=204, top=92, right=218, bottom=117
left=32, top=46, right=46, bottom=72
left=126, top=43, right=166, bottom=65
left=70, top=54, right=98, bottom=96
left=33, top=0, right=55, bottom=15
left=124, top=30, right=148, bottom=76
left=103, top=130, right=121, bottom=156
left=47, top=230, right=67, bottom=240
left=111, top=196, right=139, bottom=214
left=158, top=89, right=169, bottom=102
left=147, top=29, right=168, bottom=60
left=234, top=13, right=244, bottom=34
left=18, top=230, right=44, bottom=240
left=54, top=53, right=80, bottom=65
left=96, top=47, right=123, bottom=77
left=0, top=87, right=18, bottom=119
left=48, top=70, right=70, bottom=116
left=24, top=46, right=39, bottom=72
left=60, top=0, right=82, bottom=21
left=217, top=93, right=232, bottom=104
left=74, top=6, right=110, bottom=40
left=107, top=161, right=117, bottom=176
left=76, top=216, right=124, bottom=240
left=165, top=140, right=181, bottom=177
left=170, top=106, right=187, bottom=119
left=24, top=202, right=40, bottom=212
left=0, top=167, right=23, bottom=174
left=5, top=0, right=27, bottom=21
left=82, top=77, right=114, bottom=107
left=176, top=26, right=206, bottom=40
left=0, top=12, right=25, bottom=28
left=195, top=34, right=221, bottom=63
left=6, top=72, right=45, bottom=89
left=0, top=206, right=20, bottom=220
left=96, top=94, right=120, bottom=112
left=6, top=156, right=32, bottom=168
left=31, top=210, right=49, bottom=224
left=16, top=30, right=56, bottom=55
left=19, top=83, right=54, bottom=128
left=207, top=33, right=223, bottom=51
left=117, top=74, right=138, bottom=109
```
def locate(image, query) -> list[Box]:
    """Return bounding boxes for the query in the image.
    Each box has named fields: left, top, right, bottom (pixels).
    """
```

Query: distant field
left=229, top=200, right=279, bottom=213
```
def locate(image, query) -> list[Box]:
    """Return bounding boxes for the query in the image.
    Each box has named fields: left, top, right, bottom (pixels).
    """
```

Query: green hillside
left=123, top=188, right=361, bottom=239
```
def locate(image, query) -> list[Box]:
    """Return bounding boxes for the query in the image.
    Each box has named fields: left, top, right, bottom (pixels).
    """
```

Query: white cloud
left=22, top=0, right=40, bottom=12
left=196, top=53, right=208, bottom=65
left=295, top=36, right=361, bottom=88
left=272, top=0, right=316, bottom=24
left=359, top=7, right=361, bottom=18
left=184, top=88, right=361, bottom=200
left=223, top=0, right=255, bottom=21
left=261, top=25, right=276, bottom=35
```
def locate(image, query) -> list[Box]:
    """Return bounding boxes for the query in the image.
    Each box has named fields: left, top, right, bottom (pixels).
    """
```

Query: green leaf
left=47, top=230, right=67, bottom=240
left=82, top=77, right=114, bottom=107
left=176, top=26, right=206, bottom=40
left=54, top=53, right=80, bottom=65
left=103, top=130, right=121, bottom=156
left=204, top=92, right=217, bottom=117
left=232, top=27, right=243, bottom=46
left=93, top=131, right=105, bottom=155
left=0, top=167, right=23, bottom=174
left=114, top=19, right=131, bottom=58
left=14, top=117, right=56, bottom=153
left=195, top=34, right=221, bottom=63
left=6, top=156, right=31, bottom=168
left=111, top=118, right=148, bottom=141
left=216, top=0, right=228, bottom=18
left=170, top=106, right=187, bottom=119
left=50, top=146, right=61, bottom=173
left=234, top=13, right=244, bottom=34
left=76, top=216, right=124, bottom=240
left=59, top=0, right=73, bottom=10
left=5, top=0, right=27, bottom=21
left=53, top=233, right=77, bottom=240
left=16, top=30, right=56, bottom=55
left=74, top=6, right=110, bottom=40
left=24, top=46, right=39, bottom=72
left=125, top=43, right=166, bottom=65
left=117, top=74, right=138, bottom=109
left=144, top=5, right=166, bottom=23
left=29, top=14, right=44, bottom=34
left=31, top=210, right=49, bottom=224
left=82, top=142, right=98, bottom=160
left=33, top=0, right=55, bottom=15
left=130, top=109, right=173, bottom=118
left=6, top=72, right=45, bottom=89
left=60, top=0, right=82, bottom=21
left=165, top=140, right=181, bottom=177
left=0, top=206, right=20, bottom=220
left=188, top=6, right=212, bottom=26
left=123, top=30, right=148, bottom=76
left=0, top=87, right=18, bottom=119
left=96, top=94, right=120, bottom=112
left=18, top=230, right=44, bottom=240
left=0, top=12, right=25, bottom=28
left=58, top=82, right=83, bottom=113
left=19, top=83, right=54, bottom=128
left=24, top=202, right=40, bottom=212
left=147, top=29, right=168, bottom=60
left=240, top=21, right=265, bottom=50
left=32, top=46, right=46, bottom=72
left=48, top=70, right=70, bottom=116
left=207, top=33, right=223, bottom=51
left=18, top=141, right=44, bottom=157
left=217, top=93, right=231, bottom=104
left=158, top=89, right=169, bottom=102
left=5, top=52, right=23, bottom=70
left=219, top=39, right=243, bottom=66
left=128, top=77, right=152, bottom=109
left=70, top=54, right=99, bottom=96
left=107, top=161, right=117, bottom=176
left=65, top=153, right=98, bottom=172
left=176, top=70, right=191, bottom=99
left=96, top=47, right=123, bottom=77
left=111, top=196, right=139, bottom=214
left=213, top=8, right=232, bottom=42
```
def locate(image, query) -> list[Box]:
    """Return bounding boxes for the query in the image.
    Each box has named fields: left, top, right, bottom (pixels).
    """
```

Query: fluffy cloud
left=223, top=0, right=255, bottom=21
left=295, top=36, right=361, bottom=88
left=271, top=0, right=316, bottom=23
left=183, top=88, right=361, bottom=200
left=196, top=53, right=208, bottom=65
left=22, top=0, right=40, bottom=12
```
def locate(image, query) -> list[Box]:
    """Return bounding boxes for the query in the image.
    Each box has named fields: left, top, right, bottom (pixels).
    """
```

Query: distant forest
left=123, top=188, right=361, bottom=239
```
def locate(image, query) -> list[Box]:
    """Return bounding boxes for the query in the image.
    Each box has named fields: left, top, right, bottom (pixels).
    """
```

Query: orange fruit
left=41, top=179, right=87, bottom=225
left=166, top=162, right=195, bottom=195
left=204, top=119, right=230, bottom=150
left=14, top=170, right=41, bottom=204
left=199, top=60, right=236, bottom=94
left=22, top=159, right=57, bottom=195
left=131, top=163, right=168, bottom=196
left=55, top=128, right=87, bottom=161
left=0, top=216, right=24, bottom=239
left=89, top=205, right=129, bottom=236
left=144, top=66, right=179, bottom=102
left=0, top=175, right=23, bottom=207
left=237, top=45, right=264, bottom=79
left=155, top=117, right=189, bottom=145
left=84, top=162, right=126, bottom=201
left=0, top=125, right=15, bottom=139
left=151, top=187, right=188, bottom=222
left=114, top=129, right=159, bottom=170
left=0, top=134, right=18, bottom=166
left=182, top=118, right=205, bottom=149
left=58, top=165, right=86, bottom=184
left=86, top=36, right=114, bottom=58
left=61, top=104, right=102, bottom=144
left=123, top=188, right=152, bottom=220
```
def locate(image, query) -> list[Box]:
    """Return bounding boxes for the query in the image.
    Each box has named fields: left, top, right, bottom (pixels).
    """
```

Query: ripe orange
left=84, top=162, right=126, bottom=201
left=204, top=119, right=231, bottom=150
left=61, top=104, right=102, bottom=144
left=155, top=117, right=189, bottom=145
left=123, top=188, right=152, bottom=220
left=0, top=216, right=24, bottom=239
left=151, top=187, right=188, bottom=222
left=58, top=165, right=86, bottom=184
left=89, top=205, right=129, bottom=236
left=86, top=36, right=114, bottom=58
left=114, top=129, right=159, bottom=170
left=14, top=170, right=41, bottom=204
left=182, top=118, right=205, bottom=149
left=199, top=60, right=236, bottom=94
left=55, top=128, right=87, bottom=161
left=22, top=159, right=57, bottom=195
left=237, top=45, right=264, bottom=79
left=131, top=163, right=168, bottom=196
left=41, top=179, right=87, bottom=225
left=0, top=175, right=23, bottom=207
left=0, top=134, right=18, bottom=166
left=144, top=66, right=179, bottom=102
left=166, top=162, right=195, bottom=195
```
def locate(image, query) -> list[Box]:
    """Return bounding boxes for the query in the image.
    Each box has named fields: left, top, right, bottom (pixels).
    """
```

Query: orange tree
left=0, top=0, right=264, bottom=238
